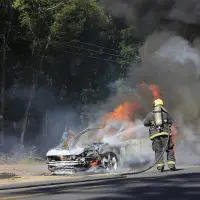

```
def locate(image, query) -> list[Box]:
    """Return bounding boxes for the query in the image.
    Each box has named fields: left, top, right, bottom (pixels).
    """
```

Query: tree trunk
left=44, top=110, right=48, bottom=138
left=0, top=0, right=12, bottom=147
left=20, top=83, right=36, bottom=145
left=0, top=34, right=6, bottom=147
left=20, top=33, right=52, bottom=146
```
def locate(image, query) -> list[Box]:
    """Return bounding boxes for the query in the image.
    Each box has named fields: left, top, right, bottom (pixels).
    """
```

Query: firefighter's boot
left=168, top=161, right=176, bottom=171
left=157, top=164, right=164, bottom=172
left=168, top=164, right=176, bottom=171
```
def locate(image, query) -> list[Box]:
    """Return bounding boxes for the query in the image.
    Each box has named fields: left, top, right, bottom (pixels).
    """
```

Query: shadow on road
left=6, top=170, right=200, bottom=200
left=162, top=167, right=184, bottom=172
left=0, top=173, right=19, bottom=179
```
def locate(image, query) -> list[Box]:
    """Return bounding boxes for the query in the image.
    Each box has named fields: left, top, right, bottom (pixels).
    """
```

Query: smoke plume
left=98, top=0, right=200, bottom=165
left=101, top=0, right=200, bottom=37
left=9, top=0, right=200, bottom=166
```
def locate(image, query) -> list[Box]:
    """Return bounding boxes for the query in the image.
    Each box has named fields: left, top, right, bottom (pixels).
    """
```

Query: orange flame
left=140, top=82, right=161, bottom=101
left=149, top=85, right=161, bottom=101
left=95, top=101, right=140, bottom=141
left=103, top=101, right=140, bottom=123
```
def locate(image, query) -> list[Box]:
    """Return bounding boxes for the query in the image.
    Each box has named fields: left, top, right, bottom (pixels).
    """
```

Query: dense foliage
left=0, top=0, right=141, bottom=151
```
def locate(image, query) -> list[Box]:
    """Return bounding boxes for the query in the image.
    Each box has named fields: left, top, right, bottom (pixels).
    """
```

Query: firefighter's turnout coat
left=143, top=106, right=173, bottom=140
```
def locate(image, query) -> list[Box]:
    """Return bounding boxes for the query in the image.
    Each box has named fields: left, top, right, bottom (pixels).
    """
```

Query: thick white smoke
left=81, top=30, right=200, bottom=167
left=127, top=31, right=200, bottom=165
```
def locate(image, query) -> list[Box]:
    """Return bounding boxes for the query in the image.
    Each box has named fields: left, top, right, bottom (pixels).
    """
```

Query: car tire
left=48, top=165, right=56, bottom=172
left=101, top=152, right=118, bottom=171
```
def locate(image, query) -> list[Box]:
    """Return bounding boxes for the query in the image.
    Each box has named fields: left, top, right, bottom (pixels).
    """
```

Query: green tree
left=0, top=0, right=142, bottom=150
left=118, top=26, right=142, bottom=76
left=12, top=0, right=68, bottom=145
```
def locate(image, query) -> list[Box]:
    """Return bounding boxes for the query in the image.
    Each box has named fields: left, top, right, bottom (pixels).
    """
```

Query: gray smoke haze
left=102, top=0, right=200, bottom=24
left=101, top=0, right=200, bottom=36
left=96, top=0, right=200, bottom=165
left=6, top=0, right=200, bottom=166
left=91, top=32, right=200, bottom=165
left=129, top=31, right=200, bottom=164
left=40, top=0, right=200, bottom=167
left=168, top=0, right=200, bottom=24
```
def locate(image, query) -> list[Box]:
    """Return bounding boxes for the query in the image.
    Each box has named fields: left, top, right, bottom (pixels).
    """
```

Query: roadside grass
left=17, top=158, right=44, bottom=165
left=0, top=146, right=45, bottom=165
left=0, top=156, right=44, bottom=165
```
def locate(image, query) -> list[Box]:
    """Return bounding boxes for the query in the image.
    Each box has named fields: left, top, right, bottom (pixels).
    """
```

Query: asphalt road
left=1, top=166, right=200, bottom=200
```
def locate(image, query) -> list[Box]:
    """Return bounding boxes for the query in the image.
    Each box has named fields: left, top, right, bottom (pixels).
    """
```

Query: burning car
left=46, top=142, right=120, bottom=174
left=46, top=127, right=122, bottom=174
left=46, top=83, right=172, bottom=174
left=46, top=122, right=153, bottom=175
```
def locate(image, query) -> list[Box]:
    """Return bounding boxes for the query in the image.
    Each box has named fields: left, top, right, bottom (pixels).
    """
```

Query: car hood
left=46, top=146, right=84, bottom=156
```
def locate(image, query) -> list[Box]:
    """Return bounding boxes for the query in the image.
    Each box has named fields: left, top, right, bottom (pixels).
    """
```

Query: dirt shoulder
left=0, top=163, right=61, bottom=185
left=0, top=162, right=48, bottom=176
left=0, top=163, right=120, bottom=187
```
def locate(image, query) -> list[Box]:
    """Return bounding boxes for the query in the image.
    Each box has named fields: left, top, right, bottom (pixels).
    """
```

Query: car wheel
left=48, top=165, right=56, bottom=172
left=101, top=152, right=118, bottom=171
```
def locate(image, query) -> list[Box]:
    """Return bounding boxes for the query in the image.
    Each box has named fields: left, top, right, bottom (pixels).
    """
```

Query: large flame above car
left=96, top=82, right=176, bottom=150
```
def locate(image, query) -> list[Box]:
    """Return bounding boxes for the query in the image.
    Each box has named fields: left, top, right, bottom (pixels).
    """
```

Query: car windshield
left=70, top=128, right=99, bottom=148
left=69, top=123, right=128, bottom=148
left=58, top=121, right=137, bottom=149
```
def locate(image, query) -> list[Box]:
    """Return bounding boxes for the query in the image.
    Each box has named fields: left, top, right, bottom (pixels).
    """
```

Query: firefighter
left=143, top=98, right=176, bottom=172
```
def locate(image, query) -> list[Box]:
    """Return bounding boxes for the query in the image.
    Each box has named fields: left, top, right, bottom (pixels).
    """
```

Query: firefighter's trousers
left=152, top=135, right=176, bottom=167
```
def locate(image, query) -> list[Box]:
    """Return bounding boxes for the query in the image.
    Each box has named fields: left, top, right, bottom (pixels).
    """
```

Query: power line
left=68, top=41, right=121, bottom=54
left=46, top=1, right=65, bottom=11
left=37, top=2, right=123, bottom=55
left=63, top=49, right=138, bottom=65
left=64, top=44, right=124, bottom=58
left=63, top=50, right=120, bottom=63
left=37, top=0, right=73, bottom=12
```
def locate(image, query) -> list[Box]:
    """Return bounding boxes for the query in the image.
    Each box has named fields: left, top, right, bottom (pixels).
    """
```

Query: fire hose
left=69, top=125, right=171, bottom=175
left=122, top=132, right=170, bottom=175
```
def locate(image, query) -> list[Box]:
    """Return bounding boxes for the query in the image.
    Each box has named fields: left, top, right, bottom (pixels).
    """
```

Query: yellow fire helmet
left=153, top=98, right=164, bottom=106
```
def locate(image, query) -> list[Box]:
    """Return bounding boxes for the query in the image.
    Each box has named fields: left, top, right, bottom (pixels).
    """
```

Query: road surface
left=1, top=166, right=200, bottom=200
